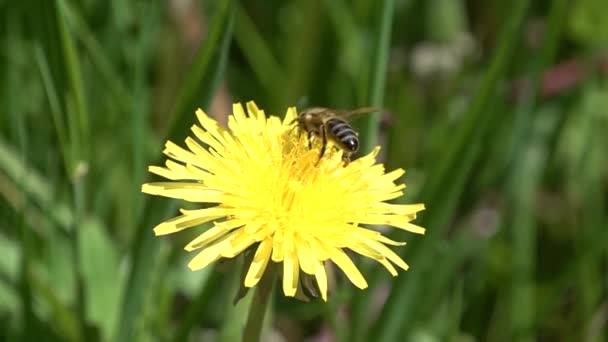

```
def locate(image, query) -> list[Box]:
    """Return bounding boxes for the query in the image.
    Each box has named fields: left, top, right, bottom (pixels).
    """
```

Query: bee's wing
left=333, top=107, right=383, bottom=120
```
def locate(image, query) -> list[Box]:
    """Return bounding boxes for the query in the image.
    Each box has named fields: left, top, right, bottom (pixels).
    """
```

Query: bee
left=292, top=107, right=380, bottom=166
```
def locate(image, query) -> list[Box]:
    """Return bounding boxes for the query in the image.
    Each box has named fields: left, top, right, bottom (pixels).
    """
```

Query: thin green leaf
left=507, top=109, right=554, bottom=341
left=113, top=1, right=235, bottom=340
left=34, top=44, right=71, bottom=174
left=169, top=0, right=235, bottom=142
left=56, top=0, right=89, bottom=164
left=362, top=0, right=394, bottom=154
left=369, top=1, right=531, bottom=341
left=281, top=0, right=324, bottom=109
left=234, top=3, right=287, bottom=100
left=61, top=1, right=132, bottom=114
left=350, top=1, right=396, bottom=338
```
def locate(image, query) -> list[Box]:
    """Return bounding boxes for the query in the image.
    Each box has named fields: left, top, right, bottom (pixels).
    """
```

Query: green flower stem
left=242, top=266, right=275, bottom=342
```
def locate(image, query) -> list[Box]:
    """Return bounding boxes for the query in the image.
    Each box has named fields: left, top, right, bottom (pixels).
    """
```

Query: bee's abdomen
left=327, top=118, right=359, bottom=152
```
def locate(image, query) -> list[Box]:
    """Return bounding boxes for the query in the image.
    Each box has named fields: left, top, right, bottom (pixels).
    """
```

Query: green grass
left=1, top=0, right=607, bottom=341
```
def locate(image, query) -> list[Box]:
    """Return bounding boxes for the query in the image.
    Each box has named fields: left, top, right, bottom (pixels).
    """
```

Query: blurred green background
left=1, top=0, right=607, bottom=341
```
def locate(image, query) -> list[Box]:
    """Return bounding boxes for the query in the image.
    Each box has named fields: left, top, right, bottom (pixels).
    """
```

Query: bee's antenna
left=287, top=118, right=299, bottom=135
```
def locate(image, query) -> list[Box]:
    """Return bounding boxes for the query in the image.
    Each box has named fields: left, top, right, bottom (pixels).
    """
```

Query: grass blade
left=113, top=1, right=235, bottom=340
left=234, top=4, right=287, bottom=102
left=56, top=0, right=89, bottom=164
left=281, top=0, right=324, bottom=109
left=576, top=85, right=606, bottom=341
left=362, top=0, right=394, bottom=154
left=61, top=1, right=132, bottom=114
left=350, top=1, right=395, bottom=339
left=507, top=109, right=554, bottom=341
left=34, top=44, right=71, bottom=174
left=168, top=0, right=235, bottom=140
left=368, top=1, right=531, bottom=341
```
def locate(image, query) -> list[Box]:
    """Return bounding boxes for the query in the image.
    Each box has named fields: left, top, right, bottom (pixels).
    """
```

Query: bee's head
left=291, top=112, right=310, bottom=126
left=302, top=112, right=313, bottom=123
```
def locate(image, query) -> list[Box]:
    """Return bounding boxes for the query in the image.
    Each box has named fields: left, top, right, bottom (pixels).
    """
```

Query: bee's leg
left=288, top=124, right=298, bottom=136
left=316, top=127, right=328, bottom=166
left=342, top=152, right=351, bottom=166
left=307, top=130, right=314, bottom=149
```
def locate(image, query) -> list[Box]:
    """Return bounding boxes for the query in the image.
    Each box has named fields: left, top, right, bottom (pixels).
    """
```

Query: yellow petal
left=184, top=218, right=245, bottom=251
left=296, top=242, right=315, bottom=275
left=283, top=107, right=297, bottom=126
left=387, top=203, right=426, bottom=215
left=377, top=257, right=398, bottom=276
left=244, top=239, right=272, bottom=288
left=363, top=239, right=409, bottom=271
left=347, top=242, right=384, bottom=260
left=246, top=101, right=263, bottom=121
left=384, top=168, right=405, bottom=180
left=152, top=211, right=224, bottom=236
left=184, top=137, right=226, bottom=172
left=184, top=163, right=213, bottom=180
left=359, top=215, right=426, bottom=234
left=313, top=259, right=328, bottom=301
left=141, top=183, right=222, bottom=203
left=244, top=221, right=264, bottom=235
left=183, top=226, right=228, bottom=251
left=271, top=227, right=284, bottom=262
left=283, top=250, right=299, bottom=297
left=325, top=246, right=367, bottom=289
left=232, top=102, right=248, bottom=125
left=190, top=125, right=226, bottom=157
left=375, top=234, right=407, bottom=246
left=388, top=220, right=426, bottom=235
left=307, top=237, right=329, bottom=261
left=194, top=109, right=228, bottom=148
left=221, top=233, right=256, bottom=258
left=148, top=160, right=196, bottom=180
left=349, top=227, right=406, bottom=247
left=271, top=244, right=284, bottom=262
left=163, top=141, right=205, bottom=167
left=187, top=232, right=236, bottom=271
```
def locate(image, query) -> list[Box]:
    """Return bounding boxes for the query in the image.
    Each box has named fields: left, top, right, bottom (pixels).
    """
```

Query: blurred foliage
left=1, top=0, right=607, bottom=341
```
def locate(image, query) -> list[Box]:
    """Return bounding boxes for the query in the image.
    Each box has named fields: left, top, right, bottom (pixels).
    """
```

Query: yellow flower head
left=142, top=102, right=425, bottom=301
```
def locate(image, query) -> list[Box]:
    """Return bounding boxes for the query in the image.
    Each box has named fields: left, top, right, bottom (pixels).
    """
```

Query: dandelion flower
left=142, top=102, right=425, bottom=301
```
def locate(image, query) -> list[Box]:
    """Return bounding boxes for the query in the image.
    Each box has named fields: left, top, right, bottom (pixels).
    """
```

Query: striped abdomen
left=327, top=118, right=359, bottom=152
